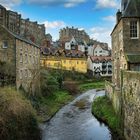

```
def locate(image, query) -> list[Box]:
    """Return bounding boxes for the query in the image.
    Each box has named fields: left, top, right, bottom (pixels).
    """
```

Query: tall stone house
left=0, top=5, right=21, bottom=35
left=20, top=18, right=45, bottom=45
left=0, top=25, right=40, bottom=94
left=0, top=4, right=46, bottom=46
left=111, top=0, right=140, bottom=88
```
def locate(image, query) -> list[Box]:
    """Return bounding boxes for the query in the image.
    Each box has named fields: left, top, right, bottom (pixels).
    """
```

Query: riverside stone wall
left=122, top=71, right=140, bottom=140
left=105, top=81, right=122, bottom=114
left=106, top=71, right=140, bottom=140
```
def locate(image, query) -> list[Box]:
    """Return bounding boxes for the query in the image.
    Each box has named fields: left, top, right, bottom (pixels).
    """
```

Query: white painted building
left=65, top=37, right=78, bottom=50
left=88, top=45, right=95, bottom=56
left=93, top=44, right=110, bottom=56
left=87, top=56, right=112, bottom=77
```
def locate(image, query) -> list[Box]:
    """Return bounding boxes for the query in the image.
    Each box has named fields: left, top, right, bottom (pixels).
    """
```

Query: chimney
left=116, top=9, right=122, bottom=24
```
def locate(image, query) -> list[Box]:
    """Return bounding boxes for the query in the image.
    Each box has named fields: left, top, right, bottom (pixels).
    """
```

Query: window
left=20, top=53, right=23, bottom=63
left=25, top=54, right=28, bottom=64
left=2, top=41, right=8, bottom=48
left=25, top=69, right=28, bottom=78
left=130, top=21, right=139, bottom=38
left=19, top=70, right=22, bottom=79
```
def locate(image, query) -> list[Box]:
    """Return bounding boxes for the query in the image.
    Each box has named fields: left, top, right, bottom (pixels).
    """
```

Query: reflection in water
left=42, top=90, right=112, bottom=140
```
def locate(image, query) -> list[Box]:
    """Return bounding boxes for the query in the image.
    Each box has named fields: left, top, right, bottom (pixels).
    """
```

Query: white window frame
left=130, top=20, right=139, bottom=39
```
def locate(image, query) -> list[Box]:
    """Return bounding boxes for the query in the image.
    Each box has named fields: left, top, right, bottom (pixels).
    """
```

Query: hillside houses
left=87, top=42, right=112, bottom=77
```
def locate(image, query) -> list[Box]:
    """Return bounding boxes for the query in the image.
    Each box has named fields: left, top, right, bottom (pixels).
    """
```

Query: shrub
left=40, top=70, right=59, bottom=96
left=63, top=82, right=80, bottom=95
left=0, top=87, right=40, bottom=140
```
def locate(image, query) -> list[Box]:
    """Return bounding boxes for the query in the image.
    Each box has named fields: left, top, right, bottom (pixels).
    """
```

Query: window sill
left=130, top=37, right=139, bottom=40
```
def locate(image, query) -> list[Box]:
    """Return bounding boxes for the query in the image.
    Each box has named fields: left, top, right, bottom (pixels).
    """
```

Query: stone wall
left=106, top=71, right=140, bottom=140
left=122, top=71, right=140, bottom=140
left=105, top=81, right=122, bottom=114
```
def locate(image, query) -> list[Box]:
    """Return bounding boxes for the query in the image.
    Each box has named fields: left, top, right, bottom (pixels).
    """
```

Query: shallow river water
left=42, top=89, right=113, bottom=140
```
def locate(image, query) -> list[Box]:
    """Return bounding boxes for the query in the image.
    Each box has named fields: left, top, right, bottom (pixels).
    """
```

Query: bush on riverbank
left=0, top=87, right=40, bottom=140
left=92, top=96, right=124, bottom=139
left=37, top=90, right=73, bottom=122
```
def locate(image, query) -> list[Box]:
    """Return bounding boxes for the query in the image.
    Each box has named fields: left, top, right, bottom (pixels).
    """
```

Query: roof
left=111, top=0, right=140, bottom=35
left=0, top=25, right=39, bottom=48
left=90, top=56, right=111, bottom=62
left=93, top=44, right=109, bottom=52
left=0, top=4, right=6, bottom=9
left=122, top=0, right=140, bottom=17
left=125, top=53, right=140, bottom=63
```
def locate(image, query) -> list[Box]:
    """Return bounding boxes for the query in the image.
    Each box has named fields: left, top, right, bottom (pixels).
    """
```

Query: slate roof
left=122, top=0, right=140, bottom=17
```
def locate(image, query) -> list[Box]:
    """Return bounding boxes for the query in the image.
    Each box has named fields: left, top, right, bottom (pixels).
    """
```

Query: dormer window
left=130, top=21, right=139, bottom=39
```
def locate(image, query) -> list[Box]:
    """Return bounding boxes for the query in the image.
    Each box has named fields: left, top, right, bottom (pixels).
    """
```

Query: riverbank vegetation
left=0, top=68, right=108, bottom=139
left=92, top=96, right=124, bottom=139
left=0, top=87, right=40, bottom=140
left=37, top=69, right=106, bottom=122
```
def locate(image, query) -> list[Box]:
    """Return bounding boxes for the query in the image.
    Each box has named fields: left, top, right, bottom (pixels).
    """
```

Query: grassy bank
left=37, top=80, right=105, bottom=122
left=79, top=81, right=105, bottom=92
left=92, top=96, right=124, bottom=139
left=37, top=90, right=73, bottom=122
left=0, top=87, right=40, bottom=140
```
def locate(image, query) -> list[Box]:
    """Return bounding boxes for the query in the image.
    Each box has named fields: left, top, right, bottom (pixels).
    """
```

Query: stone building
left=20, top=18, right=45, bottom=45
left=111, top=0, right=140, bottom=88
left=0, top=5, right=21, bottom=35
left=106, top=1, right=140, bottom=140
left=59, top=27, right=90, bottom=46
left=0, top=5, right=7, bottom=26
left=6, top=10, right=21, bottom=35
left=0, top=25, right=40, bottom=94
left=41, top=33, right=53, bottom=51
left=0, top=4, right=46, bottom=46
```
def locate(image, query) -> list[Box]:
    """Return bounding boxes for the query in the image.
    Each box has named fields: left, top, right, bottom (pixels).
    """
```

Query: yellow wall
left=40, top=56, right=87, bottom=73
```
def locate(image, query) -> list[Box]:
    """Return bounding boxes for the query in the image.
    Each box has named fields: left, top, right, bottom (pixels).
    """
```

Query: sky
left=0, top=0, right=121, bottom=47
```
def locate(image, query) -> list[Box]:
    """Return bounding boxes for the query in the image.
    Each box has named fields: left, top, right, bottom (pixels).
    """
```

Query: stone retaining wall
left=105, top=81, right=122, bottom=114
left=106, top=71, right=140, bottom=140
left=122, top=71, right=140, bottom=140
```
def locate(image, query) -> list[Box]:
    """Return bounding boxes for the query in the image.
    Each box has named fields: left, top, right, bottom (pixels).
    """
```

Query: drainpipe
left=120, top=69, right=124, bottom=137
left=14, top=38, right=17, bottom=89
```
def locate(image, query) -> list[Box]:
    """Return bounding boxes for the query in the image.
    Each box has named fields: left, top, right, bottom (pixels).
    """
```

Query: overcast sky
left=0, top=0, right=121, bottom=47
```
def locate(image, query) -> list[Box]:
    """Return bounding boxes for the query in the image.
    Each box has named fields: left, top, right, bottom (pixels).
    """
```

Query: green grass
left=92, top=96, right=123, bottom=138
left=79, top=81, right=105, bottom=91
left=37, top=90, right=73, bottom=122
left=37, top=80, right=105, bottom=122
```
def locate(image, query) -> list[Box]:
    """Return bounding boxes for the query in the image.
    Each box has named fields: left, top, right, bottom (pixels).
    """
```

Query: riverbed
left=41, top=89, right=113, bottom=140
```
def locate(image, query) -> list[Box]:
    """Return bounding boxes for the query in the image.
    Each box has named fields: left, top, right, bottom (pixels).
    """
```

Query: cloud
left=42, top=20, right=66, bottom=41
left=43, top=20, right=66, bottom=29
left=0, top=0, right=22, bottom=9
left=102, top=15, right=116, bottom=22
left=28, top=0, right=86, bottom=8
left=90, top=26, right=113, bottom=47
left=95, top=0, right=119, bottom=9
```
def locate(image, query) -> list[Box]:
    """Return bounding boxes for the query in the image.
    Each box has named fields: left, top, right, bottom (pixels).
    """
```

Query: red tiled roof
left=90, top=56, right=112, bottom=62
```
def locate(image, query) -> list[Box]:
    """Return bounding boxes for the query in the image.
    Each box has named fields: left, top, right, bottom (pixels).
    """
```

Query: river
left=41, top=89, right=113, bottom=140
